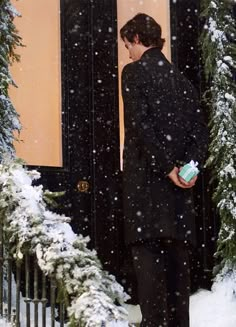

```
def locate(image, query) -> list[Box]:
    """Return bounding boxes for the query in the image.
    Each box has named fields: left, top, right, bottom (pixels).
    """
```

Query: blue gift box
left=178, top=161, right=199, bottom=182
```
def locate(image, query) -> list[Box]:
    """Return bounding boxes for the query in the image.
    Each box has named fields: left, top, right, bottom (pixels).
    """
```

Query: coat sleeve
left=180, top=83, right=209, bottom=169
left=122, top=63, right=176, bottom=176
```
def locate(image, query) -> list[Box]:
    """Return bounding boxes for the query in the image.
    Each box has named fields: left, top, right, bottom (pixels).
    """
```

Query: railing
left=0, top=225, right=65, bottom=327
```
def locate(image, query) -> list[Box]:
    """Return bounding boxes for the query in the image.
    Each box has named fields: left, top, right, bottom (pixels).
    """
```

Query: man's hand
left=168, top=166, right=198, bottom=188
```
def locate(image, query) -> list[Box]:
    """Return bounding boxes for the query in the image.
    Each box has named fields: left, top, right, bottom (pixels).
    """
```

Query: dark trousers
left=131, top=239, right=190, bottom=327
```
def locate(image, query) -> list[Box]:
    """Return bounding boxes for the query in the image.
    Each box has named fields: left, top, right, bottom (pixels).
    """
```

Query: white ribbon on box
left=181, top=160, right=199, bottom=180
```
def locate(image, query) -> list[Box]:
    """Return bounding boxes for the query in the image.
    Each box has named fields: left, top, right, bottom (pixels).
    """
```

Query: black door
left=64, top=0, right=122, bottom=276
left=38, top=0, right=123, bottom=278
left=36, top=0, right=217, bottom=300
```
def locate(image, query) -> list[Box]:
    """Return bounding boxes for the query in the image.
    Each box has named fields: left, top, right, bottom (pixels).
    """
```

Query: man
left=120, top=13, right=208, bottom=327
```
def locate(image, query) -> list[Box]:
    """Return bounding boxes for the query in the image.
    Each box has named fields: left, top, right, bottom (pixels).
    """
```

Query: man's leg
left=131, top=242, right=168, bottom=327
left=165, top=240, right=191, bottom=327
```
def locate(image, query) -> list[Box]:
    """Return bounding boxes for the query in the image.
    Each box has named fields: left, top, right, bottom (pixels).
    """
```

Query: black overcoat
left=121, top=47, right=208, bottom=246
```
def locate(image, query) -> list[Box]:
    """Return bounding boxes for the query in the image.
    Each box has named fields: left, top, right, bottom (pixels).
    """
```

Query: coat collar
left=141, top=47, right=166, bottom=60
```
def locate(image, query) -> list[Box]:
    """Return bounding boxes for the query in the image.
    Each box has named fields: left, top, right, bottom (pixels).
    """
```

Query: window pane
left=10, top=0, right=62, bottom=167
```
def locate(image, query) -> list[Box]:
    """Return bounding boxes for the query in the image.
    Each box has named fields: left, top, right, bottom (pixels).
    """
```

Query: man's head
left=120, top=13, right=165, bottom=61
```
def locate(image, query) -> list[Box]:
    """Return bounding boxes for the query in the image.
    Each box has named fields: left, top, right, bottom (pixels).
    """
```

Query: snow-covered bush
left=0, top=0, right=21, bottom=157
left=0, top=158, right=129, bottom=326
left=201, top=0, right=236, bottom=273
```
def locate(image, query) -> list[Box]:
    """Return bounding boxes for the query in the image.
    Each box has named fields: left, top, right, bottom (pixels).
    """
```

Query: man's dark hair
left=120, top=13, right=165, bottom=50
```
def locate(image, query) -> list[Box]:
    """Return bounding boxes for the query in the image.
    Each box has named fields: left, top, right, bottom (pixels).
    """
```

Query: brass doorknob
left=77, top=180, right=90, bottom=193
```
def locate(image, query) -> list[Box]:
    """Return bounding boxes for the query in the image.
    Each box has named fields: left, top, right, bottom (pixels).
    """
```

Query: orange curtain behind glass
left=10, top=0, right=62, bottom=167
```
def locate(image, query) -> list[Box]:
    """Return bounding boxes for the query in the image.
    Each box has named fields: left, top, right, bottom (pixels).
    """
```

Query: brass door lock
left=77, top=180, right=90, bottom=193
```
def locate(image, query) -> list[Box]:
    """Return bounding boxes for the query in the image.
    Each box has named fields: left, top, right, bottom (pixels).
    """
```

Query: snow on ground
left=0, top=304, right=60, bottom=327
left=190, top=277, right=236, bottom=327
left=0, top=320, right=11, bottom=327
left=126, top=277, right=236, bottom=327
left=1, top=278, right=236, bottom=326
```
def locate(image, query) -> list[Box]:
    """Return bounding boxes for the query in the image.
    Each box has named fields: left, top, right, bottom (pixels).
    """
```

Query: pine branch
left=201, top=0, right=236, bottom=273
left=0, top=159, right=129, bottom=326
left=0, top=0, right=22, bottom=158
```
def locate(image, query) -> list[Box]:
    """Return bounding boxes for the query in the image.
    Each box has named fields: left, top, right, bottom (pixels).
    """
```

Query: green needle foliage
left=200, top=0, right=236, bottom=274
left=0, top=0, right=22, bottom=157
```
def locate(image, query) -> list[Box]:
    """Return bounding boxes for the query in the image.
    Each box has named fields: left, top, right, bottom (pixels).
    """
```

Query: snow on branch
left=0, top=0, right=22, bottom=157
left=201, top=0, right=236, bottom=273
left=0, top=158, right=129, bottom=326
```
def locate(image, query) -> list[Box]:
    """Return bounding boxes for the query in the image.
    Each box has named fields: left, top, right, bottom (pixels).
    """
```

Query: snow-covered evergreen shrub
left=0, top=158, right=129, bottom=326
left=0, top=0, right=21, bottom=157
left=201, top=0, right=236, bottom=273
